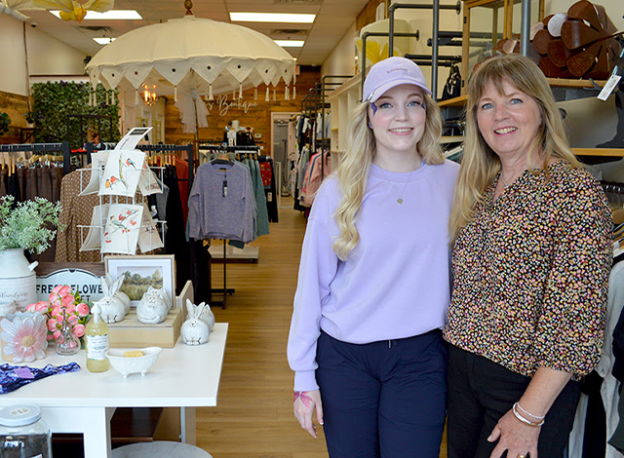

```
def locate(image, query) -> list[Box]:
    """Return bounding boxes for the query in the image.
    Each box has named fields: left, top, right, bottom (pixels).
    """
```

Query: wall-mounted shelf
left=547, top=79, right=607, bottom=89
left=573, top=148, right=624, bottom=157
left=438, top=95, right=468, bottom=107
left=441, top=136, right=465, bottom=144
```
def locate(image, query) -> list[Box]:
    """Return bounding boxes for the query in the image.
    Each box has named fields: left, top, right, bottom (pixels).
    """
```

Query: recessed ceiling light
left=274, top=40, right=305, bottom=48
left=50, top=10, right=142, bottom=20
left=230, top=13, right=315, bottom=23
left=93, top=37, right=116, bottom=45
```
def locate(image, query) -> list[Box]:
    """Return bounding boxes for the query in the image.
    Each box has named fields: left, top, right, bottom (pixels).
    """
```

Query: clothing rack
left=300, top=76, right=351, bottom=182
left=197, top=143, right=262, bottom=308
left=0, top=142, right=70, bottom=175
left=136, top=143, right=195, bottom=187
left=0, top=142, right=70, bottom=156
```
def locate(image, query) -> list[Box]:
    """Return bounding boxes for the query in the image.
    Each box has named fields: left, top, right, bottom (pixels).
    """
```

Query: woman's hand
left=293, top=389, right=324, bottom=438
left=487, top=409, right=540, bottom=458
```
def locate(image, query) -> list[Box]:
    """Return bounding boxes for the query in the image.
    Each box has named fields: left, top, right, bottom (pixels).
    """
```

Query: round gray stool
left=112, top=441, right=213, bottom=458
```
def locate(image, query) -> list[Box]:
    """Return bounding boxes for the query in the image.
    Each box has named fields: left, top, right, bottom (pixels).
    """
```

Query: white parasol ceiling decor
left=85, top=8, right=297, bottom=133
left=0, top=0, right=32, bottom=21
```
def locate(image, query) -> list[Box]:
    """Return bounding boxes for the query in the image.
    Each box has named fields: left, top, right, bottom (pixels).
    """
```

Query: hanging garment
left=7, top=172, right=20, bottom=202
left=569, top=260, right=624, bottom=458
left=188, top=161, right=256, bottom=243
left=39, top=165, right=53, bottom=202
left=24, top=167, right=38, bottom=202
left=245, top=158, right=269, bottom=238
left=259, top=156, right=278, bottom=223
left=259, top=161, right=272, bottom=188
left=301, top=151, right=331, bottom=206
left=163, top=164, right=191, bottom=295
left=55, top=169, right=103, bottom=263
left=16, top=167, right=25, bottom=202
left=174, top=156, right=190, bottom=224
left=51, top=165, right=64, bottom=202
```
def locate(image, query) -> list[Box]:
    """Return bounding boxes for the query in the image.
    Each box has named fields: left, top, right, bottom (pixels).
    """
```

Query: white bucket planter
left=0, top=249, right=38, bottom=312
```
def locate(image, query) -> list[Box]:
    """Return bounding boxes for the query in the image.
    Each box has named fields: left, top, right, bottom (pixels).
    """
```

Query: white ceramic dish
left=106, top=347, right=163, bottom=378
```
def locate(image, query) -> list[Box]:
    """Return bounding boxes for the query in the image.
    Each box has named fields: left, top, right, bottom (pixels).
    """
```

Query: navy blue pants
left=315, top=330, right=448, bottom=458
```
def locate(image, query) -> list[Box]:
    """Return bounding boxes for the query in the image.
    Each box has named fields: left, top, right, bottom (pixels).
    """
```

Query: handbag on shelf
left=441, top=65, right=461, bottom=101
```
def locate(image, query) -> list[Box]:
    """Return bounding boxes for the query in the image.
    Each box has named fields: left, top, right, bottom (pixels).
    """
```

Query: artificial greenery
left=0, top=195, right=62, bottom=254
left=28, top=81, right=121, bottom=148
left=0, top=112, right=10, bottom=137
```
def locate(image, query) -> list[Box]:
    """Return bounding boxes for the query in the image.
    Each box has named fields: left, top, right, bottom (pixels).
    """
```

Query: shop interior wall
left=321, top=22, right=357, bottom=78
left=0, top=13, right=87, bottom=143
left=0, top=15, right=29, bottom=97
left=165, top=66, right=321, bottom=154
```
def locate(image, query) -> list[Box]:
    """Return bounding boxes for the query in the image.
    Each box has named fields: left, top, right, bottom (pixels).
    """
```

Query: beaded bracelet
left=512, top=402, right=544, bottom=427
left=516, top=401, right=546, bottom=420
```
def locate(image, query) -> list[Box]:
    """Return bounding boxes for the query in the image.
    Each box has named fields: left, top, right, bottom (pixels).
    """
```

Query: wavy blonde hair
left=333, top=93, right=444, bottom=261
left=449, top=54, right=580, bottom=240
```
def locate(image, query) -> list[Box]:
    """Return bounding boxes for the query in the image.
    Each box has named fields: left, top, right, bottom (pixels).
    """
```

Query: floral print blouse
left=445, top=161, right=612, bottom=380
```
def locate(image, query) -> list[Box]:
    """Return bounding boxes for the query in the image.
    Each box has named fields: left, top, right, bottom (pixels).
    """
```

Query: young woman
left=287, top=56, right=459, bottom=458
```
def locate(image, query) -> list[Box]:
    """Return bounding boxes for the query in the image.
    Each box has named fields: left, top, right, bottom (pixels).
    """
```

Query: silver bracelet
left=512, top=402, right=544, bottom=427
left=516, top=401, right=546, bottom=420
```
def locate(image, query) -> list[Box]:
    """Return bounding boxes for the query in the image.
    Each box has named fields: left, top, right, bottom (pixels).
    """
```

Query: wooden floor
left=197, top=198, right=448, bottom=458
left=197, top=199, right=328, bottom=458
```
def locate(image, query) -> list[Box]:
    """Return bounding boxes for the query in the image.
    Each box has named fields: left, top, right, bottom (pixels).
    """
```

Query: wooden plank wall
left=165, top=66, right=321, bottom=150
left=356, top=0, right=386, bottom=31
left=0, top=90, right=31, bottom=144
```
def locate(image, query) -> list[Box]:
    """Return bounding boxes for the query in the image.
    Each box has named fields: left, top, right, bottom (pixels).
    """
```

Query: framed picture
left=105, top=255, right=175, bottom=306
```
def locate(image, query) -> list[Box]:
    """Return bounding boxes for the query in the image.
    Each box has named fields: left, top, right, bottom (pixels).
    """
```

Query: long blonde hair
left=333, top=93, right=444, bottom=261
left=449, top=54, right=580, bottom=240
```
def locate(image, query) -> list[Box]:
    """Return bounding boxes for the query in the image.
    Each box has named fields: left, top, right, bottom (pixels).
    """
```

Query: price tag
left=267, top=192, right=273, bottom=202
left=598, top=74, right=622, bottom=101
left=222, top=180, right=228, bottom=197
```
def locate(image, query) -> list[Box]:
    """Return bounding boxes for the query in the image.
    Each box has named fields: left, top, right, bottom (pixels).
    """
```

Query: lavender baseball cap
left=363, top=56, right=431, bottom=103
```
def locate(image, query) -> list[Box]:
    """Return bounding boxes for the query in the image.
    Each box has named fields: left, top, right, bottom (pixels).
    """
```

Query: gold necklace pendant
left=379, top=167, right=412, bottom=205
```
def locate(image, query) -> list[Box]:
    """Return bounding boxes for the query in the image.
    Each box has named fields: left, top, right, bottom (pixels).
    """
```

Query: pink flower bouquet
left=27, top=285, right=91, bottom=344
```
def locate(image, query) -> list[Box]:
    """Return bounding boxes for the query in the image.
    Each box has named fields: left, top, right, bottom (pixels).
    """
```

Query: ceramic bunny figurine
left=181, top=299, right=210, bottom=346
left=199, top=303, right=215, bottom=331
left=95, top=276, right=127, bottom=324
left=136, top=286, right=169, bottom=324
left=105, top=274, right=131, bottom=315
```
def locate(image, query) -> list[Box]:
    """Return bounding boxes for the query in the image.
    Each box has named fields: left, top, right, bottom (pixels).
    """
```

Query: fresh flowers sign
left=27, top=285, right=90, bottom=342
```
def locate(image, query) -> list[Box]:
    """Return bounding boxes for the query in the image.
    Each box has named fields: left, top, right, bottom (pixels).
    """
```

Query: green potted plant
left=0, top=112, right=10, bottom=137
left=0, top=195, right=62, bottom=311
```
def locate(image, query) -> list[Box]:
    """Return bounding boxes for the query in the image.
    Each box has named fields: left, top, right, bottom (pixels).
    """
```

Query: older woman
left=288, top=57, right=459, bottom=457
left=446, top=54, right=612, bottom=458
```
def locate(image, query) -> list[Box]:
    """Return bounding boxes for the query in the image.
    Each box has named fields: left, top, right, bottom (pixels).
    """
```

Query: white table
left=0, top=323, right=228, bottom=458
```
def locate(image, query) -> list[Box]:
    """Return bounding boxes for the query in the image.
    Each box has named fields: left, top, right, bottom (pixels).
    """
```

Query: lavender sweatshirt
left=287, top=160, right=459, bottom=392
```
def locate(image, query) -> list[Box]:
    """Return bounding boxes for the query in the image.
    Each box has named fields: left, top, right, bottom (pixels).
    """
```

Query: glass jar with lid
left=0, top=404, right=52, bottom=457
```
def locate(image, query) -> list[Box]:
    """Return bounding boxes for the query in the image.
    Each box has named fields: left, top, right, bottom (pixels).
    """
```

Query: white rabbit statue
left=95, top=276, right=127, bottom=324
left=198, top=303, right=215, bottom=331
left=181, top=299, right=210, bottom=346
left=105, top=273, right=131, bottom=315
left=136, top=286, right=169, bottom=324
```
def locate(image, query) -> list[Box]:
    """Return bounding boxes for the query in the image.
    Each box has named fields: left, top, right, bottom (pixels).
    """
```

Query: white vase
left=0, top=249, right=38, bottom=312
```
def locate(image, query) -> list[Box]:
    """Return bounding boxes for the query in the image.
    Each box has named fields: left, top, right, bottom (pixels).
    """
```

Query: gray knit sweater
left=188, top=161, right=256, bottom=242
